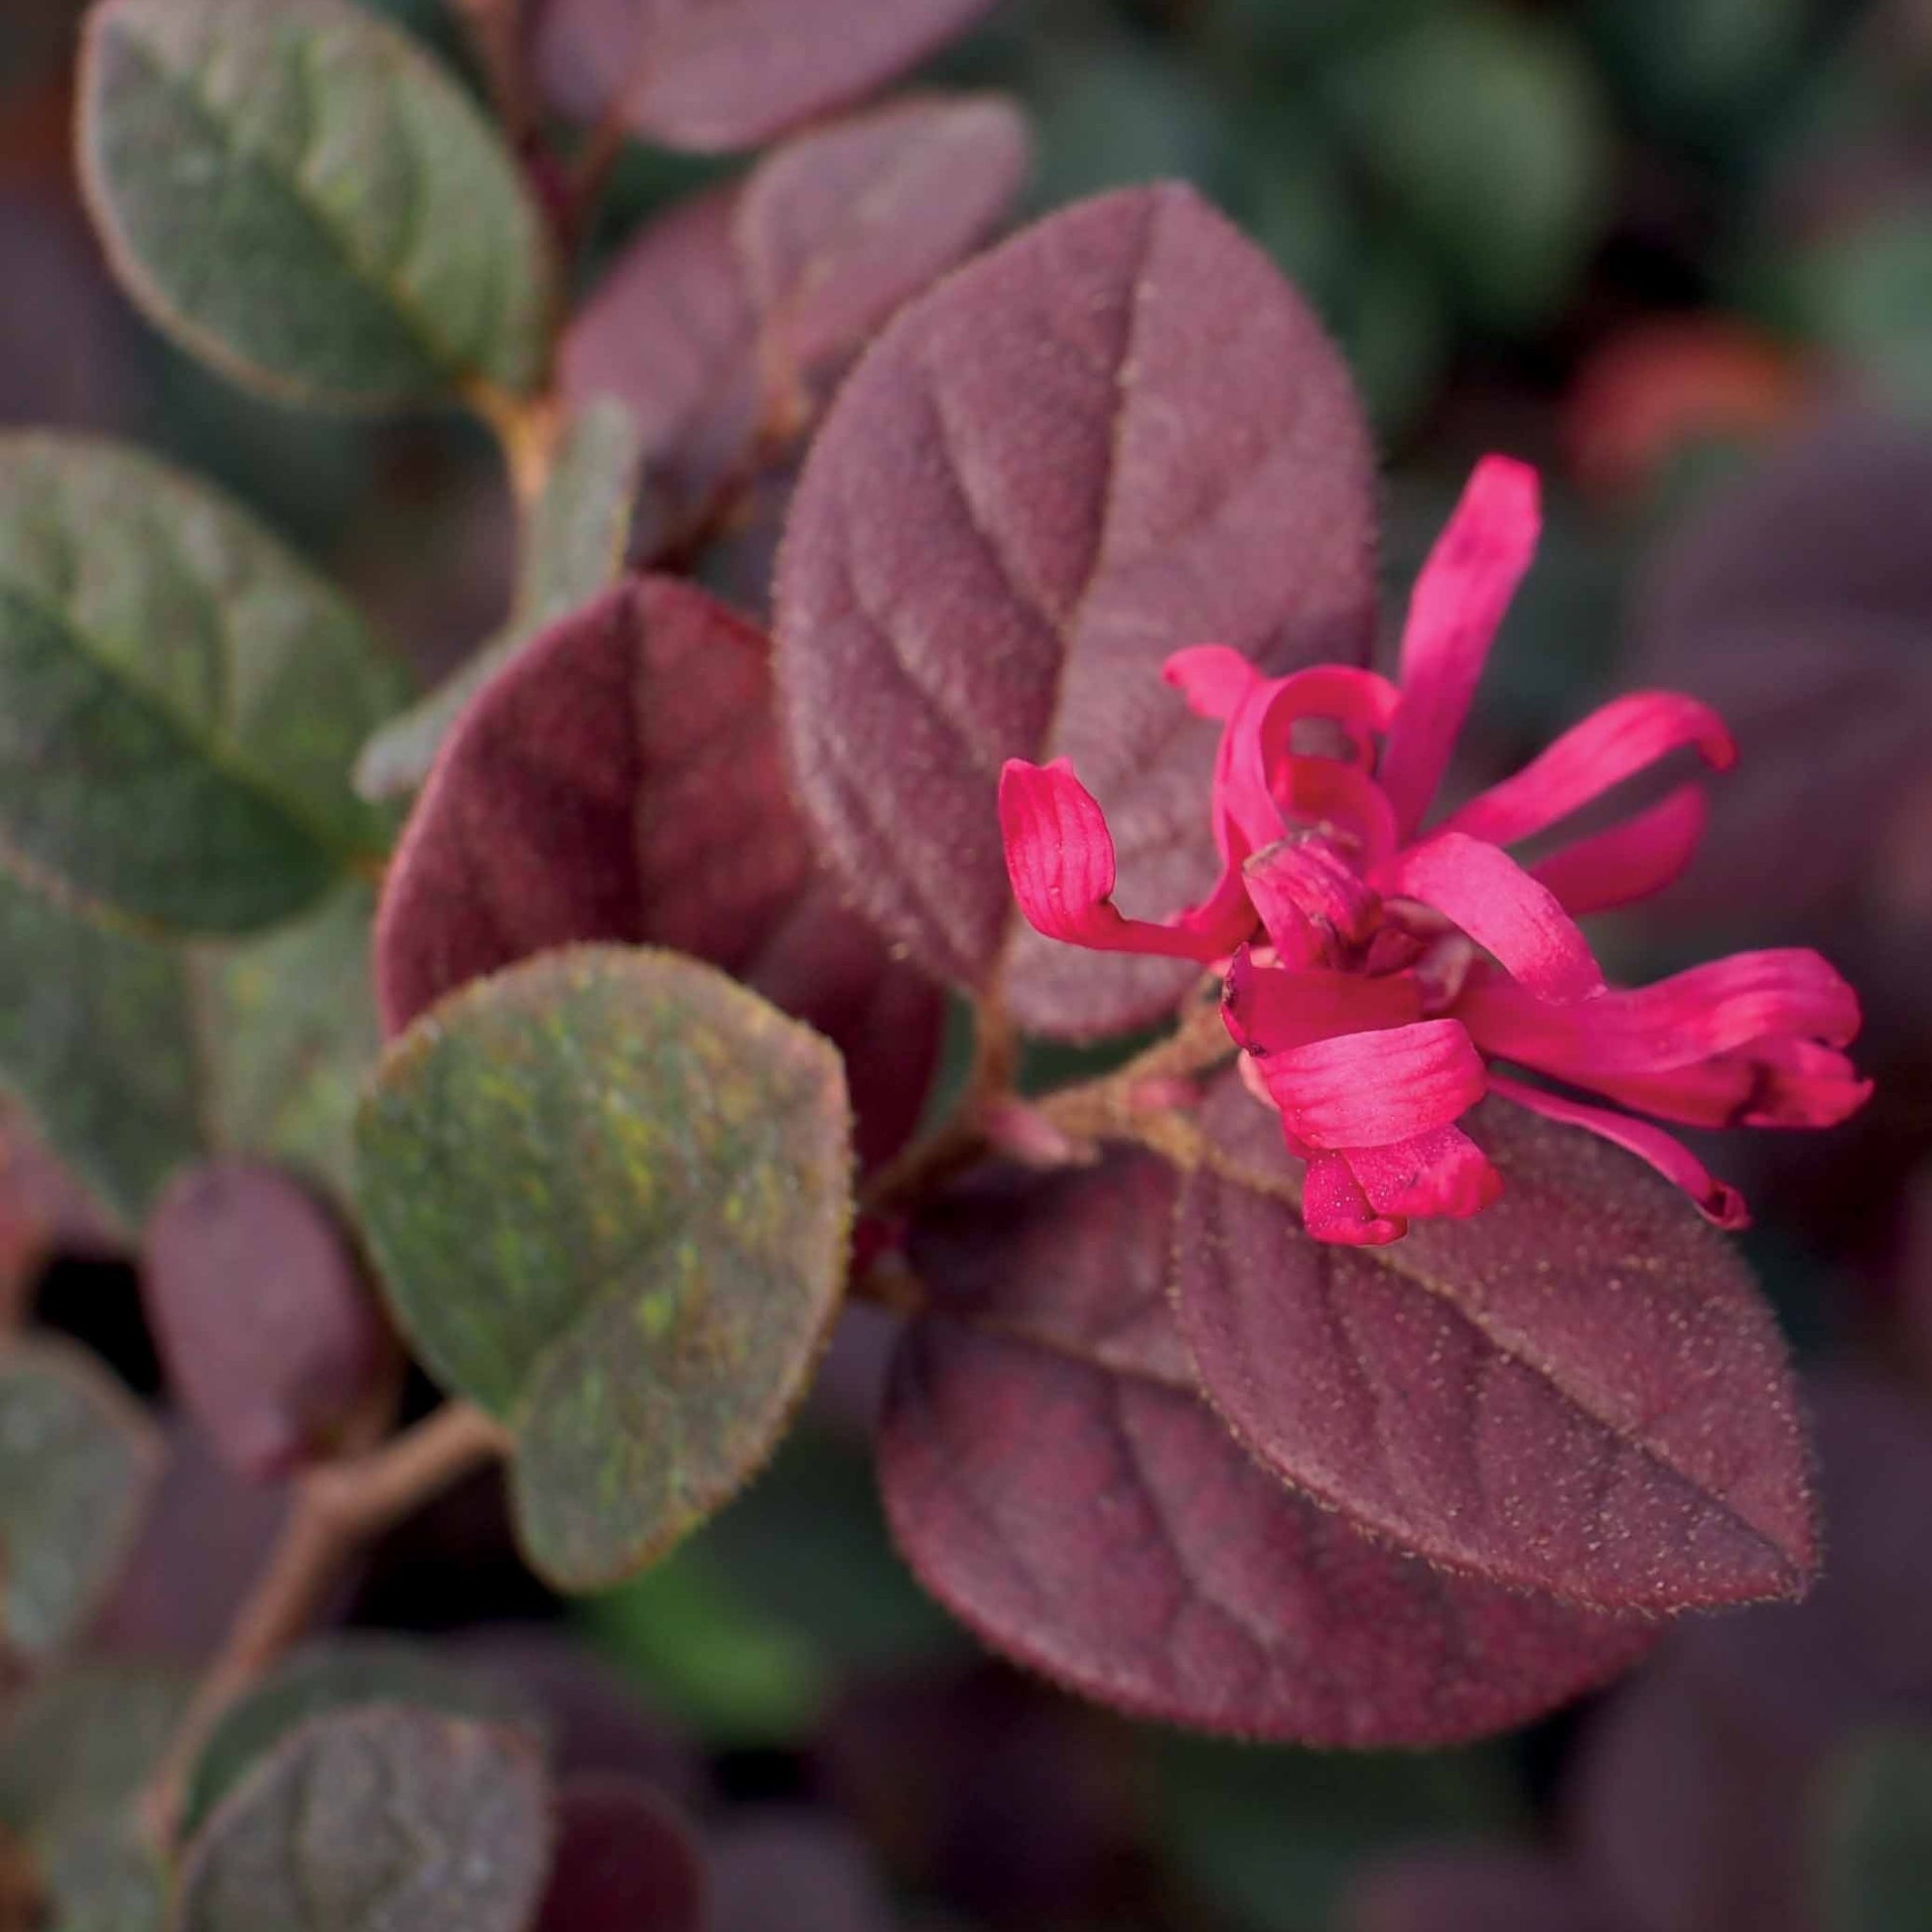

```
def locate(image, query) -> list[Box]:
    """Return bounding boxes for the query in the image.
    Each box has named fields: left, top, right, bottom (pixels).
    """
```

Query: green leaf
left=353, top=398, right=643, bottom=800
left=175, top=1707, right=551, bottom=1932
left=0, top=434, right=404, bottom=932
left=1818, top=1727, right=1932, bottom=1932
left=78, top=0, right=553, bottom=408
left=353, top=946, right=853, bottom=1590
left=1788, top=210, right=1932, bottom=415
left=182, top=1637, right=545, bottom=1843
left=0, top=1337, right=160, bottom=1666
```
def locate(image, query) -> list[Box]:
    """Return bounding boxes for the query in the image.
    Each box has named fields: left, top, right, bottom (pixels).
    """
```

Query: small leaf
left=181, top=1636, right=546, bottom=1843
left=537, top=0, right=1002, bottom=154
left=175, top=1706, right=551, bottom=1932
left=373, top=577, right=940, bottom=1169
left=354, top=399, right=645, bottom=800
left=78, top=0, right=552, bottom=407
left=142, top=1161, right=397, bottom=1480
left=1174, top=1080, right=1816, bottom=1612
left=354, top=946, right=853, bottom=1589
left=0, top=1335, right=159, bottom=1666
left=882, top=1153, right=1656, bottom=1745
left=1816, top=1728, right=1932, bottom=1932
left=534, top=1777, right=706, bottom=1932
left=0, top=433, right=403, bottom=932
left=774, top=184, right=1377, bottom=1033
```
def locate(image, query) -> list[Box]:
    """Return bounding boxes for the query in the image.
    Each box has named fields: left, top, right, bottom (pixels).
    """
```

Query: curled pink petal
left=1281, top=758, right=1401, bottom=871
left=1529, top=783, right=1710, bottom=915
left=1382, top=832, right=1605, bottom=1002
left=1488, top=1074, right=1748, bottom=1228
left=1247, top=1018, right=1487, bottom=1150
left=1438, top=691, right=1735, bottom=849
left=1377, top=455, right=1541, bottom=840
left=1587, top=1038, right=1872, bottom=1132
left=1163, top=643, right=1264, bottom=721
left=1242, top=839, right=1380, bottom=963
left=1345, top=1125, right=1504, bottom=1220
left=1303, top=1151, right=1407, bottom=1246
left=1223, top=947, right=1422, bottom=1054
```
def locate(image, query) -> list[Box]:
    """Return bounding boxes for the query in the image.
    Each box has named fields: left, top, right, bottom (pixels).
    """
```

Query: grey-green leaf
left=0, top=434, right=405, bottom=931
left=353, top=946, right=853, bottom=1590
left=79, top=0, right=553, bottom=407
left=1818, top=1726, right=1932, bottom=1932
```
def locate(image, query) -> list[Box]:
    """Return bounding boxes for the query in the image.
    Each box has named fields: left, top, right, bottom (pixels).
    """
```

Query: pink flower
left=999, top=456, right=1870, bottom=1246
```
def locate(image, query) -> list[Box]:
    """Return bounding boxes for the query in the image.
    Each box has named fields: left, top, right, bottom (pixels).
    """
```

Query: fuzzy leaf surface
left=354, top=946, right=853, bottom=1589
left=175, top=1707, right=550, bottom=1932
left=374, top=577, right=939, bottom=1168
left=79, top=0, right=550, bottom=406
left=537, top=0, right=1002, bottom=153
left=775, top=184, right=1377, bottom=1033
left=0, top=1336, right=159, bottom=1666
left=0, top=434, right=401, bottom=931
left=881, top=1152, right=1656, bottom=1745
left=1175, top=1080, right=1815, bottom=1612
left=533, top=1777, right=706, bottom=1932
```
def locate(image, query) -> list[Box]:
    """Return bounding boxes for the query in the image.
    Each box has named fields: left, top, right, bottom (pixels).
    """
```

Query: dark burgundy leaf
left=1174, top=1079, right=1815, bottom=1612
left=709, top=1812, right=897, bottom=1932
left=1342, top=1846, right=1621, bottom=1932
left=142, top=1162, right=398, bottom=1480
left=374, top=577, right=939, bottom=1169
left=537, top=0, right=1003, bottom=153
left=533, top=1777, right=705, bottom=1932
left=775, top=184, right=1377, bottom=1035
left=881, top=1153, right=1656, bottom=1746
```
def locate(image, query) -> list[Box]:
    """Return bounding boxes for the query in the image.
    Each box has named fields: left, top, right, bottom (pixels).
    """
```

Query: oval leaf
left=0, top=434, right=402, bottom=931
left=1174, top=1081, right=1815, bottom=1612
left=354, top=946, right=853, bottom=1589
left=374, top=576, right=939, bottom=1170
left=882, top=1154, right=1655, bottom=1745
left=175, top=1707, right=550, bottom=1932
left=79, top=0, right=551, bottom=407
left=143, top=1161, right=397, bottom=1480
left=774, top=184, right=1377, bottom=1034
left=0, top=1336, right=159, bottom=1665
left=534, top=1777, right=706, bottom=1932
left=537, top=0, right=1002, bottom=153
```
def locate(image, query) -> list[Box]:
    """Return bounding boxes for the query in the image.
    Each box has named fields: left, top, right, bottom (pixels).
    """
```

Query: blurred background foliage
left=3, top=0, right=1930, bottom=1927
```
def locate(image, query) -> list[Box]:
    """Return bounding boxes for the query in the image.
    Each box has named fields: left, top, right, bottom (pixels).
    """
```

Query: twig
left=449, top=0, right=532, bottom=146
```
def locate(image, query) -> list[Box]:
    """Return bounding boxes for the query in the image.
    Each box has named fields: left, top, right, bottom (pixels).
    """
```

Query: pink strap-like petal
left=1163, top=644, right=1264, bottom=721
left=1457, top=948, right=1863, bottom=1077
left=1344, top=1125, right=1504, bottom=1220
left=1377, top=455, right=1541, bottom=840
left=999, top=759, right=1228, bottom=960
left=1530, top=783, right=1709, bottom=915
left=1588, top=1039, right=1872, bottom=1132
left=1438, top=691, right=1735, bottom=849
left=1222, top=948, right=1422, bottom=1054
left=1241, top=840, right=1380, bottom=964
left=1281, top=758, right=1401, bottom=872
left=1302, top=1151, right=1407, bottom=1246
left=1246, top=1017, right=1486, bottom=1149
left=1382, top=832, right=1605, bottom=1002
left=1488, top=1074, right=1748, bottom=1228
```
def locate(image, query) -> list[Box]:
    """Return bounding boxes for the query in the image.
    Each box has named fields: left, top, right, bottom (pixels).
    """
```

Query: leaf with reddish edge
left=1341, top=1846, right=1621, bottom=1932
left=142, top=1160, right=398, bottom=1481
left=775, top=184, right=1378, bottom=1036
left=1174, top=1075, right=1814, bottom=1613
left=374, top=576, right=939, bottom=1170
left=880, top=1151, right=1655, bottom=1746
left=536, top=0, right=1003, bottom=154
left=534, top=1777, right=706, bottom=1932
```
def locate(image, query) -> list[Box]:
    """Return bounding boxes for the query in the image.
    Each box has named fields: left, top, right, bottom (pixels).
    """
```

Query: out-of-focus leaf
left=709, top=1813, right=897, bottom=1932
left=882, top=1153, right=1656, bottom=1745
left=354, top=400, right=645, bottom=801
left=1787, top=209, right=1932, bottom=412
left=534, top=1777, right=706, bottom=1932
left=174, top=1706, right=551, bottom=1932
left=536, top=0, right=1002, bottom=154
left=1587, top=0, right=1809, bottom=152
left=181, top=1636, right=545, bottom=1843
left=373, top=577, right=940, bottom=1169
left=1816, top=1728, right=1932, bottom=1932
left=79, top=0, right=551, bottom=407
left=354, top=946, right=853, bottom=1590
left=0, top=433, right=402, bottom=932
left=1328, top=12, right=1612, bottom=335
left=142, top=1161, right=396, bottom=1479
left=0, top=1105, right=117, bottom=1319
left=774, top=184, right=1377, bottom=1032
left=1340, top=1845, right=1619, bottom=1932
left=0, top=1335, right=159, bottom=1666
left=0, top=1664, right=189, bottom=1932
left=1029, top=42, right=1234, bottom=207
left=1174, top=1082, right=1815, bottom=1612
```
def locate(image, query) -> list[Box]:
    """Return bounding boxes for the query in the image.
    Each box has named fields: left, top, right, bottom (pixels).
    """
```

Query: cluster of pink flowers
left=1000, top=457, right=1869, bottom=1246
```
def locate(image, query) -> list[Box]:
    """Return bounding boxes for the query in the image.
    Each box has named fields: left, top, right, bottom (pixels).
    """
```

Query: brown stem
left=467, top=381, right=564, bottom=509
left=140, top=1401, right=514, bottom=1851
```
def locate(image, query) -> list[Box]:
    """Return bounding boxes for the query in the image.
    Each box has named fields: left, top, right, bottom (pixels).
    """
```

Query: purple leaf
left=1174, top=1079, right=1816, bottom=1612
left=537, top=0, right=1003, bottom=153
left=1341, top=1845, right=1622, bottom=1932
left=374, top=577, right=939, bottom=1169
left=775, top=185, right=1377, bottom=1034
left=709, top=1812, right=897, bottom=1932
left=879, top=1153, right=1656, bottom=1746
left=533, top=1777, right=706, bottom=1932
left=142, top=1161, right=398, bottom=1481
